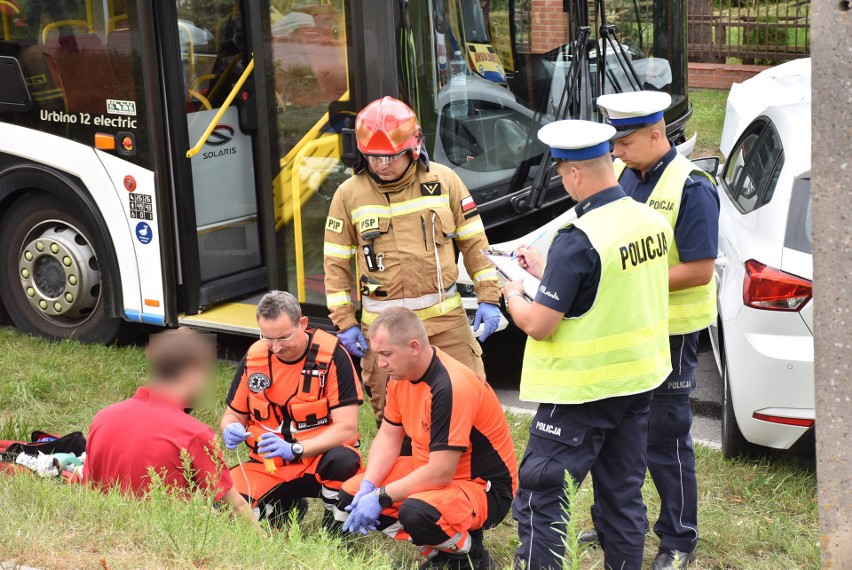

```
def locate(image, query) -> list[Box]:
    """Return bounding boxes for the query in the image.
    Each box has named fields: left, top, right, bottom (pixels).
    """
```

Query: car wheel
left=0, top=192, right=126, bottom=344
left=721, top=356, right=753, bottom=459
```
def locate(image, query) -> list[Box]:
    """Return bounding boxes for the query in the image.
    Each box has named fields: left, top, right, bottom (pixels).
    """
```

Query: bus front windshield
left=398, top=0, right=687, bottom=221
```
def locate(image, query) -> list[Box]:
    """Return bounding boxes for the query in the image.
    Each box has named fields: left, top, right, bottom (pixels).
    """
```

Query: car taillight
left=743, top=259, right=812, bottom=311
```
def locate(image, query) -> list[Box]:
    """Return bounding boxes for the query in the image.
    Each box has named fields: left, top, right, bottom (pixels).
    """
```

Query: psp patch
left=421, top=181, right=441, bottom=196
left=247, top=373, right=271, bottom=393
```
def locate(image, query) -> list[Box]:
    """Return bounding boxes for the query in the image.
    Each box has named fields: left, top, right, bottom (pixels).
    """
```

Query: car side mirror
left=692, top=156, right=720, bottom=177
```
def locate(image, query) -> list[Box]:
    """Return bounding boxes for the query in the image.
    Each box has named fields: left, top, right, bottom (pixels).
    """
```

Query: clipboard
left=485, top=254, right=540, bottom=301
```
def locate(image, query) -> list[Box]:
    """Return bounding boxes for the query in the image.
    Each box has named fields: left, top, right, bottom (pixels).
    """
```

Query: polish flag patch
left=461, top=196, right=477, bottom=213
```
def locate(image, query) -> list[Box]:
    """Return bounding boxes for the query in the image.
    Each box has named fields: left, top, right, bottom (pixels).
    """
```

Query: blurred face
left=370, top=327, right=421, bottom=381
left=367, top=151, right=412, bottom=181
left=258, top=314, right=309, bottom=361
left=184, top=362, right=215, bottom=408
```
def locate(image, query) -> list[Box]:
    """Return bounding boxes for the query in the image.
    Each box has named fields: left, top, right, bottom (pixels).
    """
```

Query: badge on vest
left=421, top=181, right=441, bottom=196
left=248, top=373, right=271, bottom=393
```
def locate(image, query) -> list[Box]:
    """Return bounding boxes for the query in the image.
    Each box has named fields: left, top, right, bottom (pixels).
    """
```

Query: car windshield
left=784, top=177, right=812, bottom=254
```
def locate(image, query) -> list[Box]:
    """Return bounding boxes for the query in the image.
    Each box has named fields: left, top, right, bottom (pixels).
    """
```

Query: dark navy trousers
left=588, top=332, right=701, bottom=554
left=513, top=391, right=653, bottom=570
left=647, top=332, right=700, bottom=553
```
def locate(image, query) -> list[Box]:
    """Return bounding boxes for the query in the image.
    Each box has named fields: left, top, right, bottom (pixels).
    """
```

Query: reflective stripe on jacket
left=323, top=161, right=499, bottom=335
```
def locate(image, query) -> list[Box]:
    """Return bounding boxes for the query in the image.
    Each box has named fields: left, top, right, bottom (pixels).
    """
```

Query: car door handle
left=716, top=253, right=728, bottom=268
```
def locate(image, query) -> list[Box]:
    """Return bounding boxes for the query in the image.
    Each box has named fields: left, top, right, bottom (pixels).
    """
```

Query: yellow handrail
left=177, top=21, right=196, bottom=87
left=41, top=20, right=94, bottom=44
left=107, top=14, right=129, bottom=33
left=186, top=57, right=254, bottom=159
left=2, top=10, right=11, bottom=42
left=188, top=89, right=212, bottom=110
left=290, top=136, right=337, bottom=302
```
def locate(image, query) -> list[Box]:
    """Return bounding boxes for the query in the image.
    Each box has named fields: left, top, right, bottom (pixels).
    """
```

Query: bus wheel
left=0, top=193, right=124, bottom=344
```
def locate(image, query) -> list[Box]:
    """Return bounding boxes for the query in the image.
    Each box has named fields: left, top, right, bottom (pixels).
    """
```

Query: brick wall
left=529, top=0, right=569, bottom=54
left=688, top=62, right=772, bottom=90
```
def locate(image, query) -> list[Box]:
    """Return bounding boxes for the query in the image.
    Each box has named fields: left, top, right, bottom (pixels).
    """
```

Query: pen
left=481, top=248, right=515, bottom=259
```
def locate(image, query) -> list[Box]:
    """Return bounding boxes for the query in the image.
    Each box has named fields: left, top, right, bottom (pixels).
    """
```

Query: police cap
left=537, top=120, right=617, bottom=161
left=597, top=91, right=672, bottom=139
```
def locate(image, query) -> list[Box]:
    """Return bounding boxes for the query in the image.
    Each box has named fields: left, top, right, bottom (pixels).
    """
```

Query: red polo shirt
left=84, top=387, right=232, bottom=500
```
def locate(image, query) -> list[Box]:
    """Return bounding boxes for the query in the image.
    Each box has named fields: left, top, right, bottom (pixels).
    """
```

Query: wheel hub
left=18, top=222, right=100, bottom=321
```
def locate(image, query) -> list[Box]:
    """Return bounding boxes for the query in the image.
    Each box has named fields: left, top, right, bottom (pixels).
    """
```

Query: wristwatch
left=291, top=441, right=305, bottom=460
left=506, top=290, right=524, bottom=303
left=377, top=486, right=394, bottom=508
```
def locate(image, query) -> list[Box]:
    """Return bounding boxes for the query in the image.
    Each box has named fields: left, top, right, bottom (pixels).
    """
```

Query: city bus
left=0, top=0, right=694, bottom=343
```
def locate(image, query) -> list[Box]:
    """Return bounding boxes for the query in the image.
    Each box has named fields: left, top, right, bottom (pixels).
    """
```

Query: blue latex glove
left=343, top=490, right=382, bottom=535
left=222, top=422, right=249, bottom=450
left=338, top=326, right=367, bottom=358
left=345, top=479, right=377, bottom=513
left=473, top=302, right=502, bottom=341
left=257, top=433, right=295, bottom=461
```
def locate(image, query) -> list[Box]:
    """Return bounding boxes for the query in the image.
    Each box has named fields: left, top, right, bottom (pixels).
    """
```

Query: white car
left=709, top=60, right=813, bottom=458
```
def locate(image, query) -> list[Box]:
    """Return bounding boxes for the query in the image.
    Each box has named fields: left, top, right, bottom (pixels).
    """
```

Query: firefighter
left=504, top=120, right=673, bottom=570
left=220, top=291, right=364, bottom=529
left=323, top=96, right=502, bottom=419
left=576, top=91, right=720, bottom=570
left=338, top=307, right=517, bottom=570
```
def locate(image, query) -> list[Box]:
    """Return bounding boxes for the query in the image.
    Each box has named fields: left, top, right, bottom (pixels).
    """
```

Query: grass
left=688, top=88, right=729, bottom=159
left=0, top=328, right=819, bottom=569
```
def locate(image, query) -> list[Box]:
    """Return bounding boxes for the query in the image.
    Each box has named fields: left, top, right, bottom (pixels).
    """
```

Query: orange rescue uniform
left=340, top=348, right=518, bottom=556
left=227, top=330, right=364, bottom=519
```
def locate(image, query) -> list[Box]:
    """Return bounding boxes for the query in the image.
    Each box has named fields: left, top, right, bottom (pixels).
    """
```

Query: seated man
left=221, top=291, right=363, bottom=529
left=340, top=307, right=517, bottom=570
left=85, top=329, right=251, bottom=520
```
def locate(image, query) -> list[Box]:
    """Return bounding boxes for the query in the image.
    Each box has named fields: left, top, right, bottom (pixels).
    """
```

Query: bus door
left=155, top=0, right=270, bottom=313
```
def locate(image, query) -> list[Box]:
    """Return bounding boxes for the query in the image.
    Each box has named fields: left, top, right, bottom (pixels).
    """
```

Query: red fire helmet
left=355, top=96, right=422, bottom=159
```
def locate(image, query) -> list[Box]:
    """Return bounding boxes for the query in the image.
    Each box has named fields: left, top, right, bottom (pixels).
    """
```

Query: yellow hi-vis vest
left=520, top=197, right=674, bottom=404
left=614, top=154, right=718, bottom=334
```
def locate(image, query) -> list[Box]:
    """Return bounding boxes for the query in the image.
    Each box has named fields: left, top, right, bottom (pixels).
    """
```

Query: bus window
left=0, top=0, right=150, bottom=168
left=397, top=0, right=685, bottom=226
left=268, top=0, right=351, bottom=305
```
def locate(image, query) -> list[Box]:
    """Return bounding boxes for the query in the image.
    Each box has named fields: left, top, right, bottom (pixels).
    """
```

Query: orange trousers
left=339, top=456, right=489, bottom=555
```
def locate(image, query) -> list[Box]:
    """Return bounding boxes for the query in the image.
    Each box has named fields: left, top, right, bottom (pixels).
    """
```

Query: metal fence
left=687, top=0, right=810, bottom=64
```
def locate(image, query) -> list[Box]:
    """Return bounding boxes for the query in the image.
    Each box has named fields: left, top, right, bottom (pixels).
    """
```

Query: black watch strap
left=378, top=486, right=393, bottom=508
left=291, top=442, right=304, bottom=459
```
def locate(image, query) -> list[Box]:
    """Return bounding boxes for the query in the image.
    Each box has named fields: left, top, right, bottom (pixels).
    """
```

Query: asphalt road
left=217, top=327, right=725, bottom=447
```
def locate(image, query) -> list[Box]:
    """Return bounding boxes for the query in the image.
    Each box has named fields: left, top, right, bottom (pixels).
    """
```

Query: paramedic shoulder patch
left=326, top=216, right=344, bottom=233
left=248, top=373, right=271, bottom=393
left=421, top=181, right=441, bottom=196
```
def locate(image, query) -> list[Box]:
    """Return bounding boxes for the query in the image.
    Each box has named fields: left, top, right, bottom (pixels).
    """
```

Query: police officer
left=581, top=91, right=720, bottom=569
left=503, top=120, right=673, bottom=570
left=323, top=97, right=502, bottom=420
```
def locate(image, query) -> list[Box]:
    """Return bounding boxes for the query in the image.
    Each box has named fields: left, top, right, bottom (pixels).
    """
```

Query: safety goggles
left=365, top=150, right=409, bottom=166
left=259, top=327, right=299, bottom=346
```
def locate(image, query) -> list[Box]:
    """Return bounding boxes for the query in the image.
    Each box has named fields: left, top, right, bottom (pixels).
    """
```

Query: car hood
left=720, top=58, right=811, bottom=158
